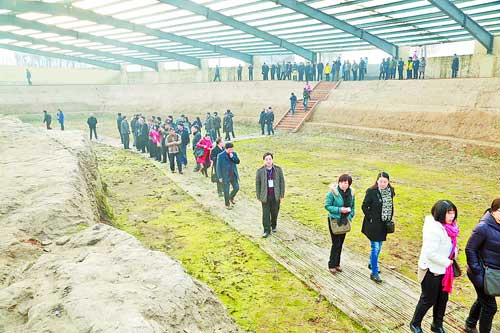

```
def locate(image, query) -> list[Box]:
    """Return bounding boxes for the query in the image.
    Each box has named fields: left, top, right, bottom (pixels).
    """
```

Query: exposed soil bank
left=0, top=118, right=240, bottom=333
left=314, top=78, right=500, bottom=143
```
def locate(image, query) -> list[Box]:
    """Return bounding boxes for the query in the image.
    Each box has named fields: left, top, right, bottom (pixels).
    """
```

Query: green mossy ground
left=233, top=129, right=500, bottom=307
left=96, top=145, right=363, bottom=333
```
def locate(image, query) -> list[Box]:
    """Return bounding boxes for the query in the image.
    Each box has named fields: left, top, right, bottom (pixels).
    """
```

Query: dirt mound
left=0, top=118, right=240, bottom=333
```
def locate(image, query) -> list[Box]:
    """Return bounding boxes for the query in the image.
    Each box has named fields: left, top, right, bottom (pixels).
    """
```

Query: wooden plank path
left=99, top=136, right=497, bottom=333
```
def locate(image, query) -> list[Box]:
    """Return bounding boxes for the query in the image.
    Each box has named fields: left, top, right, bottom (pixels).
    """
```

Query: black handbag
left=452, top=260, right=462, bottom=277
left=385, top=220, right=395, bottom=234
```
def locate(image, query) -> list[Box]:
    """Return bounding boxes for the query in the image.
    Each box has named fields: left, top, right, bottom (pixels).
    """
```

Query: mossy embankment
left=233, top=128, right=500, bottom=307
left=96, top=145, right=363, bottom=333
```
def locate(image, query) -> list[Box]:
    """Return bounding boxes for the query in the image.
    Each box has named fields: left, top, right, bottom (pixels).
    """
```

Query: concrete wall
left=0, top=64, right=122, bottom=85
left=312, top=78, right=500, bottom=142
left=0, top=81, right=305, bottom=122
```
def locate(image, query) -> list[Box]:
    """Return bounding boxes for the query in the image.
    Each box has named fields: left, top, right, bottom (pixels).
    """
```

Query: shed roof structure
left=0, top=0, right=498, bottom=70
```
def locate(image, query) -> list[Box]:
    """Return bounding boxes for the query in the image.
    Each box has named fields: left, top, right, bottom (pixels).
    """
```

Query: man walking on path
left=256, top=152, right=285, bottom=238
left=237, top=64, right=242, bottom=81
left=216, top=142, right=240, bottom=210
left=56, top=108, right=64, bottom=130
left=265, top=108, right=275, bottom=136
left=452, top=54, right=459, bottom=78
left=210, top=137, right=225, bottom=197
left=213, top=112, right=222, bottom=139
left=214, top=65, right=221, bottom=81
left=205, top=112, right=215, bottom=141
left=116, top=113, right=123, bottom=143
left=87, top=113, right=98, bottom=140
left=290, top=92, right=297, bottom=115
left=166, top=127, right=183, bottom=174
left=43, top=110, right=52, bottom=130
left=177, top=123, right=190, bottom=167
left=26, top=69, right=32, bottom=85
left=120, top=115, right=130, bottom=149
left=259, top=108, right=266, bottom=135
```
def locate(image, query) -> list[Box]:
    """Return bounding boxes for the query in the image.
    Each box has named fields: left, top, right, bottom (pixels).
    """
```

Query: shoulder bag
left=385, top=220, right=395, bottom=234
left=329, top=217, right=351, bottom=235
left=484, top=266, right=500, bottom=296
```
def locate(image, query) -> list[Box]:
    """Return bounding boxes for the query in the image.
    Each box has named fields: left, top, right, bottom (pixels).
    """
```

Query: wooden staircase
left=274, top=80, right=341, bottom=132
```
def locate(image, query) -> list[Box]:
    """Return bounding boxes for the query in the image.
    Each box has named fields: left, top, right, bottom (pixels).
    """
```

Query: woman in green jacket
left=324, top=174, right=355, bottom=274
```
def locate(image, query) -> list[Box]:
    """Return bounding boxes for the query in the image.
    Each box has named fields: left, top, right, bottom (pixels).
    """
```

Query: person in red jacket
left=196, top=133, right=213, bottom=177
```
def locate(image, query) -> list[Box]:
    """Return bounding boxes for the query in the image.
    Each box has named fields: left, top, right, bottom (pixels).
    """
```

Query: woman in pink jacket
left=196, top=133, right=213, bottom=177
left=149, top=125, right=161, bottom=161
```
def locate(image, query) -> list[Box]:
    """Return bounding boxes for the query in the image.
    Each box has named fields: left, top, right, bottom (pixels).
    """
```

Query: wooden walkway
left=100, top=136, right=497, bottom=333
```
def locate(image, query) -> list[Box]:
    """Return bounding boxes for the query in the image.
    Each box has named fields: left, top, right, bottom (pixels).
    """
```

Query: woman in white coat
left=410, top=200, right=460, bottom=333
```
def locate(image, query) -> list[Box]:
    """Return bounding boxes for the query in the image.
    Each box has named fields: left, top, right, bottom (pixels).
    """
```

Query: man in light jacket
left=256, top=152, right=285, bottom=238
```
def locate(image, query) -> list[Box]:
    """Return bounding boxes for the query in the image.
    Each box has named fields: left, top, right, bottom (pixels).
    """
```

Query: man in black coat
left=87, top=114, right=98, bottom=140
left=258, top=109, right=266, bottom=135
left=116, top=113, right=123, bottom=143
left=216, top=142, right=240, bottom=209
left=42, top=110, right=52, bottom=130
left=177, top=123, right=190, bottom=167
left=213, top=112, right=222, bottom=139
left=237, top=64, right=242, bottom=81
left=262, top=63, right=269, bottom=80
left=271, top=64, right=276, bottom=80
left=317, top=62, right=324, bottom=80
left=265, top=108, right=274, bottom=136
left=210, top=138, right=225, bottom=197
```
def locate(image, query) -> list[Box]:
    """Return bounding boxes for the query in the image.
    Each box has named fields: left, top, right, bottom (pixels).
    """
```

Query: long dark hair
left=370, top=171, right=395, bottom=194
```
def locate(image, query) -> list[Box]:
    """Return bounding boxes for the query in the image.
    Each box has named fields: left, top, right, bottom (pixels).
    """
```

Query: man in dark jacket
left=262, top=62, right=269, bottom=80
left=216, top=142, right=240, bottom=209
left=116, top=113, right=123, bottom=143
left=214, top=65, right=221, bottom=82
left=131, top=115, right=138, bottom=147
left=137, top=117, right=149, bottom=153
left=237, top=64, right=242, bottom=81
left=191, top=125, right=202, bottom=171
left=397, top=58, right=405, bottom=80
left=120, top=115, right=130, bottom=149
left=210, top=138, right=225, bottom=197
left=452, top=54, right=459, bottom=78
left=43, top=110, right=52, bottom=130
left=87, top=114, right=98, bottom=140
left=270, top=64, right=276, bottom=80
left=223, top=109, right=235, bottom=140
left=464, top=198, right=500, bottom=333
left=265, top=108, right=274, bottom=136
left=317, top=62, right=324, bottom=80
left=177, top=123, right=190, bottom=167
left=256, top=152, right=285, bottom=238
left=213, top=112, right=222, bottom=139
left=258, top=109, right=266, bottom=135
left=56, top=109, right=64, bottom=130
left=205, top=112, right=215, bottom=141
left=248, top=64, right=254, bottom=80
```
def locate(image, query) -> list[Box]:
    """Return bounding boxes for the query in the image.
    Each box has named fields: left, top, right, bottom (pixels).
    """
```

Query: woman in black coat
left=464, top=198, right=500, bottom=333
left=362, top=172, right=395, bottom=284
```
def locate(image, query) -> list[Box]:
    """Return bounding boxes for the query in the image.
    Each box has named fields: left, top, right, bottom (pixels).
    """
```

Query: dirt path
left=98, top=136, right=496, bottom=333
left=307, top=122, right=500, bottom=149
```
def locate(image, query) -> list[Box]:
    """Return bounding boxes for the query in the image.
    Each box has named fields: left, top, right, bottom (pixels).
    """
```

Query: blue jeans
left=370, top=241, right=383, bottom=275
left=303, top=98, right=309, bottom=110
left=290, top=101, right=296, bottom=114
left=223, top=178, right=239, bottom=206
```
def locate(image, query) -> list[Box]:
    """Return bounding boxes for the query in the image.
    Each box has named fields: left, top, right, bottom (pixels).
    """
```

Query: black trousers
left=262, top=196, right=280, bottom=233
left=122, top=133, right=129, bottom=149
left=260, top=123, right=265, bottom=135
left=411, top=271, right=449, bottom=327
left=89, top=127, right=97, bottom=140
left=328, top=218, right=346, bottom=268
left=162, top=146, right=168, bottom=163
left=466, top=277, right=498, bottom=333
left=60, top=122, right=64, bottom=130
left=168, top=152, right=182, bottom=172
left=223, top=178, right=239, bottom=206
left=215, top=128, right=221, bottom=138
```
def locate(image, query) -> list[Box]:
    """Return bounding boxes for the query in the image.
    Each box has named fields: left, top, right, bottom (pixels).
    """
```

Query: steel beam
left=160, top=0, right=316, bottom=62
left=427, top=0, right=493, bottom=53
left=0, top=0, right=254, bottom=64
left=0, top=31, right=159, bottom=70
left=273, top=0, right=398, bottom=57
left=0, top=43, right=121, bottom=70
left=0, top=15, right=201, bottom=67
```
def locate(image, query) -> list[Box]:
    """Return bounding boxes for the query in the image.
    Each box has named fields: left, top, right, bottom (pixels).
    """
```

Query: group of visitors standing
left=258, top=107, right=275, bottom=136
left=379, top=56, right=427, bottom=80
left=42, top=109, right=64, bottom=130
left=324, top=171, right=498, bottom=333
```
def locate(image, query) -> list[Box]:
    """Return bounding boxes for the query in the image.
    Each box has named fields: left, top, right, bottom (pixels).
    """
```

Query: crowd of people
left=214, top=53, right=462, bottom=82
left=326, top=172, right=499, bottom=333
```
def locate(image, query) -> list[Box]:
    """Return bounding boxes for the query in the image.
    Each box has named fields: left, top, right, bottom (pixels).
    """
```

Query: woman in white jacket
left=410, top=200, right=460, bottom=333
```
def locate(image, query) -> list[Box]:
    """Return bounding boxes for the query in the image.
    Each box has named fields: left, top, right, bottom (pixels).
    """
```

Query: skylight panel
left=209, top=0, right=260, bottom=11
left=236, top=8, right=294, bottom=21
left=40, top=46, right=60, bottom=52
left=465, top=4, right=500, bottom=15
left=221, top=2, right=278, bottom=17
left=248, top=14, right=306, bottom=27
left=38, top=16, right=78, bottom=25
left=11, top=29, right=41, bottom=35
left=73, top=0, right=122, bottom=10
left=182, top=28, right=240, bottom=39
left=163, top=20, right=221, bottom=33
left=61, top=39, right=90, bottom=45
left=16, top=12, right=51, bottom=20
left=133, top=9, right=188, bottom=25
left=0, top=25, right=20, bottom=31
left=94, top=0, right=158, bottom=16
left=259, top=19, right=318, bottom=32
left=92, top=28, right=131, bottom=36
left=12, top=41, right=32, bottom=47
left=113, top=4, right=172, bottom=20
left=176, top=25, right=232, bottom=36
left=0, top=10, right=11, bottom=15
left=75, top=24, right=114, bottom=33
left=57, top=20, right=96, bottom=29
left=150, top=15, right=206, bottom=29
left=119, top=36, right=157, bottom=43
left=46, top=36, right=75, bottom=42
left=30, top=32, right=59, bottom=39
left=0, top=38, right=16, bottom=43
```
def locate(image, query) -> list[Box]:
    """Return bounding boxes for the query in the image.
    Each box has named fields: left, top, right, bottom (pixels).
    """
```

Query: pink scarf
left=442, top=221, right=459, bottom=293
